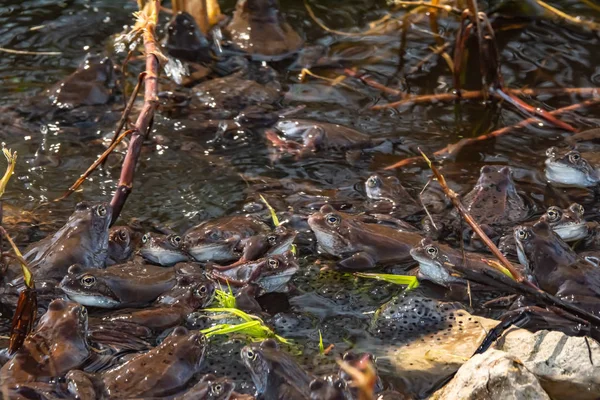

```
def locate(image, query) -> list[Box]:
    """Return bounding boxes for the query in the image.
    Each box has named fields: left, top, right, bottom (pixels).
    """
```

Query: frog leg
left=66, top=370, right=98, bottom=400
left=337, top=252, right=378, bottom=271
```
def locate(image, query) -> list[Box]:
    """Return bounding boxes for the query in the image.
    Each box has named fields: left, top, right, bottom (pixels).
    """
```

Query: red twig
left=110, top=1, right=161, bottom=225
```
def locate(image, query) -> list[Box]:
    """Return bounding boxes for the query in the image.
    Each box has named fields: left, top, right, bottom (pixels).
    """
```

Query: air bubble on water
left=164, top=58, right=188, bottom=85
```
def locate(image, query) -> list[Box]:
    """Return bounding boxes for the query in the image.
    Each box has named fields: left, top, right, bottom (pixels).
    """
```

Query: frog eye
left=366, top=176, right=380, bottom=188
left=568, top=152, right=581, bottom=163
left=118, top=229, right=128, bottom=240
left=267, top=235, right=277, bottom=245
left=244, top=349, right=256, bottom=360
left=516, top=229, right=529, bottom=241
left=268, top=258, right=279, bottom=269
left=197, top=285, right=208, bottom=294
left=425, top=245, right=438, bottom=258
left=210, top=384, right=223, bottom=396
left=571, top=203, right=584, bottom=216
left=325, top=213, right=340, bottom=226
left=170, top=235, right=182, bottom=248
left=96, top=205, right=107, bottom=217
left=142, top=234, right=150, bottom=244
left=209, top=230, right=221, bottom=240
left=80, top=275, right=96, bottom=287
left=546, top=207, right=561, bottom=222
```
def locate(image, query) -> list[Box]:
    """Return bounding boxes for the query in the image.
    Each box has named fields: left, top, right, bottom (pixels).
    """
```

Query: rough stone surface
left=498, top=329, right=600, bottom=400
left=431, top=349, right=550, bottom=400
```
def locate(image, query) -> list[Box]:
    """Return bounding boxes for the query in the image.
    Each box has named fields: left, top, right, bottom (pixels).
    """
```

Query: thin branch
left=385, top=98, right=600, bottom=170
left=57, top=129, right=134, bottom=201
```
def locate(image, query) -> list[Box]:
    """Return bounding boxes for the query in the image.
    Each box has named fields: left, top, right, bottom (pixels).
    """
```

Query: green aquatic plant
left=201, top=307, right=291, bottom=344
left=214, top=284, right=236, bottom=309
left=355, top=272, right=420, bottom=290
left=259, top=194, right=297, bottom=255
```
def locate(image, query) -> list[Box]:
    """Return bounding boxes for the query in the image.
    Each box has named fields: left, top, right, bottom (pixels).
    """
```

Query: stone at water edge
left=431, top=348, right=550, bottom=400
left=497, top=329, right=600, bottom=400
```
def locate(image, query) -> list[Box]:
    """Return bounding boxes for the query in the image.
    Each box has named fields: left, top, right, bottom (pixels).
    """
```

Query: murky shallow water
left=1, top=0, right=600, bottom=397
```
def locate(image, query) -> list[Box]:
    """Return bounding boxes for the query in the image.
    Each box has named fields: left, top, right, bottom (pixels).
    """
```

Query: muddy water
left=1, top=0, right=600, bottom=397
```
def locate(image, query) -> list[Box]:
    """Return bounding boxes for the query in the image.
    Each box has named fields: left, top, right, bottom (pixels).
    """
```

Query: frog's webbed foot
left=336, top=252, right=377, bottom=271
left=66, top=370, right=98, bottom=400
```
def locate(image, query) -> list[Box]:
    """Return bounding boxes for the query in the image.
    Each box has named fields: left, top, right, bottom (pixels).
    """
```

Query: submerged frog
left=545, top=147, right=600, bottom=188
left=514, top=221, right=600, bottom=312
left=499, top=203, right=588, bottom=257
left=224, top=0, right=303, bottom=61
left=1, top=299, right=89, bottom=385
left=241, top=339, right=314, bottom=400
left=308, top=205, right=422, bottom=270
left=67, top=327, right=207, bottom=399
left=140, top=232, right=190, bottom=266
left=364, top=174, right=421, bottom=217
left=460, top=165, right=528, bottom=226
left=173, top=374, right=236, bottom=400
left=59, top=261, right=178, bottom=308
left=162, top=62, right=281, bottom=124
left=20, top=201, right=112, bottom=282
left=166, top=12, right=213, bottom=64
left=209, top=251, right=298, bottom=293
left=106, top=226, right=137, bottom=266
left=184, top=215, right=271, bottom=263
left=266, top=119, right=375, bottom=157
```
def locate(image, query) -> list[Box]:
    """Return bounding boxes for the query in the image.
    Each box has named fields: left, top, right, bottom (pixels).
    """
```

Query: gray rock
left=431, top=349, right=550, bottom=400
left=498, top=329, right=600, bottom=400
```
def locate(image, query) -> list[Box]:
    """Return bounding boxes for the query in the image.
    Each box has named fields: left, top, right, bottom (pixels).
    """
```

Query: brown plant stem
left=371, top=87, right=600, bottom=110
left=343, top=68, right=405, bottom=97
left=384, top=98, right=600, bottom=170
left=105, top=72, right=146, bottom=160
left=110, top=1, right=161, bottom=225
left=493, top=87, right=577, bottom=132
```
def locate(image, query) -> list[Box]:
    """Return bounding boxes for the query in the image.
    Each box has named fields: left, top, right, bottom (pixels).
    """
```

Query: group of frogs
left=1, top=0, right=600, bottom=398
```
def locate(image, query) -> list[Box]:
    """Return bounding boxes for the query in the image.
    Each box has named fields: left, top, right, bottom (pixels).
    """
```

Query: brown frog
left=106, top=226, right=138, bottom=266
left=410, top=238, right=527, bottom=288
left=98, top=269, right=215, bottom=331
left=0, top=299, right=89, bottom=385
left=66, top=327, right=207, bottom=399
left=166, top=12, right=213, bottom=64
left=514, top=221, right=600, bottom=313
left=184, top=215, right=271, bottom=263
left=224, top=0, right=303, bottom=61
left=59, top=261, right=178, bottom=308
left=19, top=201, right=112, bottom=282
left=140, top=232, right=190, bottom=266
left=241, top=339, right=314, bottom=400
left=308, top=205, right=422, bottom=270
left=209, top=251, right=299, bottom=293
left=266, top=119, right=374, bottom=158
left=460, top=166, right=528, bottom=226
left=499, top=203, right=588, bottom=258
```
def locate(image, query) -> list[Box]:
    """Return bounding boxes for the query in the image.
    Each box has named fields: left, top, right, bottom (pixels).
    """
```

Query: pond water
left=1, top=0, right=599, bottom=397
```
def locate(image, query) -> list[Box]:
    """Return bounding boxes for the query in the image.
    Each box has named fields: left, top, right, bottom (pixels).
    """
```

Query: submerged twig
left=385, top=98, right=600, bottom=170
